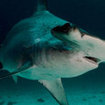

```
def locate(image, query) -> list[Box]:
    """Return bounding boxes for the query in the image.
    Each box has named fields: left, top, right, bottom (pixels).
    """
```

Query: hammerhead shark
left=0, top=0, right=105, bottom=105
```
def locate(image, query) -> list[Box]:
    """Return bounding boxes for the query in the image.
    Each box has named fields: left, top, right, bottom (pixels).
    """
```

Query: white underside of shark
left=0, top=0, right=105, bottom=105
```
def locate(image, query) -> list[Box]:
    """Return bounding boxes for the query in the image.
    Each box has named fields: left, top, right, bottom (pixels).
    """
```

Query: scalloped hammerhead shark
left=0, top=0, right=105, bottom=105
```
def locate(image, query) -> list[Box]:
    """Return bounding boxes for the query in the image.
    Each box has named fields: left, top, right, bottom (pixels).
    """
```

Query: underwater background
left=0, top=0, right=105, bottom=105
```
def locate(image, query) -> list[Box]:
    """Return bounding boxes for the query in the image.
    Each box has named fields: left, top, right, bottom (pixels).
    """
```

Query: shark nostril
left=72, top=25, right=77, bottom=30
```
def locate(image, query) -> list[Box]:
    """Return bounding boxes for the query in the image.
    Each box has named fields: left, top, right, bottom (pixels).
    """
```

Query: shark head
left=51, top=23, right=105, bottom=77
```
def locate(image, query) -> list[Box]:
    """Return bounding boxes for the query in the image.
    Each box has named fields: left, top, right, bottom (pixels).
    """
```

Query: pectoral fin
left=39, top=78, right=69, bottom=105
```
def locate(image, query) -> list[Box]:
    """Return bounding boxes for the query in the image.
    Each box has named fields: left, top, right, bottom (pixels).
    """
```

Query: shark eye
left=52, top=23, right=72, bottom=33
left=61, top=23, right=72, bottom=33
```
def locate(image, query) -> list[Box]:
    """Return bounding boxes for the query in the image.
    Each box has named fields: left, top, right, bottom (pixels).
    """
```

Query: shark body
left=0, top=0, right=105, bottom=105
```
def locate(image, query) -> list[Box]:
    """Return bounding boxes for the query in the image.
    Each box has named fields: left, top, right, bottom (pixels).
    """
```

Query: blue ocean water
left=0, top=0, right=105, bottom=105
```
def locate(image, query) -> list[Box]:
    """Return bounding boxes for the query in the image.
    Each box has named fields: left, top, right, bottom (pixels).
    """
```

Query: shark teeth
left=84, top=56, right=101, bottom=65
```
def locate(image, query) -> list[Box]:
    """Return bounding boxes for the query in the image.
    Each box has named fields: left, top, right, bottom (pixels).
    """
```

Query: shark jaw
left=83, top=56, right=100, bottom=66
left=51, top=23, right=105, bottom=73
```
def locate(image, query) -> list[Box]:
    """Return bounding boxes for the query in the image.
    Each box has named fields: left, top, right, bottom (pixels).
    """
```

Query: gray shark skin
left=0, top=0, right=105, bottom=105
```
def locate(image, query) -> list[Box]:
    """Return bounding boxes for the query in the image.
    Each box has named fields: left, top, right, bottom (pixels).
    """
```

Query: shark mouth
left=84, top=56, right=100, bottom=65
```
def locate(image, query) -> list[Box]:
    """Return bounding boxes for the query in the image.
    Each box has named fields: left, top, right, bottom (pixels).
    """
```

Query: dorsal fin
left=37, top=0, right=48, bottom=12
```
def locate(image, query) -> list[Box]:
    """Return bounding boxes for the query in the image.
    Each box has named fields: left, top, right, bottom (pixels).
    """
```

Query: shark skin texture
left=0, top=0, right=105, bottom=105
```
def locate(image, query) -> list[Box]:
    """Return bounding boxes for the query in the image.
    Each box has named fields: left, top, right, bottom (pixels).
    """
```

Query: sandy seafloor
left=0, top=63, right=105, bottom=105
